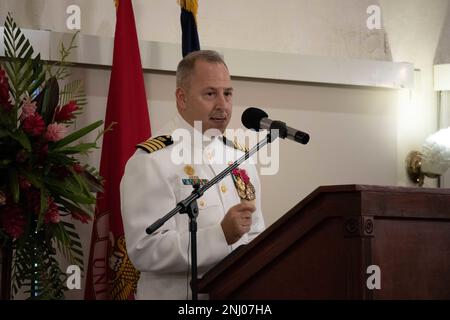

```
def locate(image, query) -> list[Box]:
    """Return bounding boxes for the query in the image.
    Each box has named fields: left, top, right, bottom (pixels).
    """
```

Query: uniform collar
left=170, top=113, right=224, bottom=151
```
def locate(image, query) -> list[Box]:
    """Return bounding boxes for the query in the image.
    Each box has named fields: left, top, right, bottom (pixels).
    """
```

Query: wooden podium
left=197, top=185, right=450, bottom=299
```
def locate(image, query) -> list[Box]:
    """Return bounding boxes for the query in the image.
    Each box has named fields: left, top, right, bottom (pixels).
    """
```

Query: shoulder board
left=222, top=136, right=249, bottom=153
left=136, top=135, right=173, bottom=154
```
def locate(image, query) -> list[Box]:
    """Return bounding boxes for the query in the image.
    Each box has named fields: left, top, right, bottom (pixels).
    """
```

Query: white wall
left=380, top=0, right=449, bottom=187
left=0, top=0, right=390, bottom=60
left=1, top=0, right=449, bottom=299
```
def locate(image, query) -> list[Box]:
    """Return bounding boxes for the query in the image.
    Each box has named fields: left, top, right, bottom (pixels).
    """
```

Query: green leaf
left=56, top=142, right=97, bottom=155
left=74, top=257, right=84, bottom=267
left=16, top=34, right=26, bottom=52
left=18, top=168, right=43, bottom=189
left=17, top=39, right=32, bottom=61
left=37, top=188, right=49, bottom=229
left=70, top=168, right=91, bottom=194
left=20, top=54, right=41, bottom=93
left=62, top=221, right=82, bottom=236
left=0, top=128, right=8, bottom=138
left=65, top=229, right=78, bottom=238
left=56, top=196, right=94, bottom=219
left=8, top=129, right=31, bottom=151
left=45, top=177, right=96, bottom=204
left=70, top=240, right=82, bottom=249
left=4, top=27, right=13, bottom=50
left=8, top=168, right=19, bottom=203
left=58, top=175, right=84, bottom=195
left=70, top=247, right=83, bottom=257
left=81, top=166, right=104, bottom=193
left=45, top=152, right=77, bottom=167
left=18, top=46, right=33, bottom=75
left=50, top=120, right=103, bottom=150
left=29, top=63, right=46, bottom=97
left=40, top=77, right=59, bottom=124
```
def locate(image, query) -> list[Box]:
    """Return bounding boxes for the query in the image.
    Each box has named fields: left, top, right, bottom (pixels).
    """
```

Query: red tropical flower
left=73, top=163, right=84, bottom=174
left=22, top=113, right=46, bottom=136
left=45, top=199, right=60, bottom=224
left=19, top=97, right=37, bottom=120
left=0, top=67, right=10, bottom=104
left=54, top=101, right=78, bottom=122
left=19, top=176, right=32, bottom=189
left=1, top=205, right=26, bottom=239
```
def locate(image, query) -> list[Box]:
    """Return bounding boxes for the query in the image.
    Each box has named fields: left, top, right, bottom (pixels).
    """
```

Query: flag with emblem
left=178, top=0, right=200, bottom=57
left=84, top=0, right=151, bottom=299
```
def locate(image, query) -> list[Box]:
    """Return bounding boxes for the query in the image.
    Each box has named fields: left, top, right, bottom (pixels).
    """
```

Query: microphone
left=241, top=107, right=310, bottom=144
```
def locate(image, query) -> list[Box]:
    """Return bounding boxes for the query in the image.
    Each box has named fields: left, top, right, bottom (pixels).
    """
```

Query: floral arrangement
left=0, top=14, right=105, bottom=299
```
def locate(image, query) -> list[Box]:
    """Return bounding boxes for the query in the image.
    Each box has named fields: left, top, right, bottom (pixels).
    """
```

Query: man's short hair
left=176, top=50, right=228, bottom=89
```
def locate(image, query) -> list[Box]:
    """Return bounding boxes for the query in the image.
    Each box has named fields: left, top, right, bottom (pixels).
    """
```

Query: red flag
left=84, top=0, right=150, bottom=299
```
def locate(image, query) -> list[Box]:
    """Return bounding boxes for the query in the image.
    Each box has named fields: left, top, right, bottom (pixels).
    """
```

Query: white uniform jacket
left=120, top=114, right=265, bottom=300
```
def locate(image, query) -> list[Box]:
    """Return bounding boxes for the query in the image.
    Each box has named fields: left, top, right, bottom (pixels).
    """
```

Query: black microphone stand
left=146, top=130, right=283, bottom=300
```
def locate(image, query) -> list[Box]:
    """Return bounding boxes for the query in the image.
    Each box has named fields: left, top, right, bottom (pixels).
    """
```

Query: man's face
left=176, top=60, right=233, bottom=134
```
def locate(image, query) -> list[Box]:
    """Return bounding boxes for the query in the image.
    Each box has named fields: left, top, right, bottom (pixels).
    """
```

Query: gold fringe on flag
left=177, top=0, right=198, bottom=17
left=114, top=0, right=119, bottom=9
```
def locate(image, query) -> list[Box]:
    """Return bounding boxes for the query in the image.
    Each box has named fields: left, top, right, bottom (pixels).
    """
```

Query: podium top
left=316, top=184, right=450, bottom=194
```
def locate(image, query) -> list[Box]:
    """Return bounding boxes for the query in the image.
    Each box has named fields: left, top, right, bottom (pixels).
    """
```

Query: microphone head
left=241, top=107, right=268, bottom=131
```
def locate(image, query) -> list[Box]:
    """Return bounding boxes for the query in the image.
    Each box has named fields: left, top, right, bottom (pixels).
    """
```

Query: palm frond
left=11, top=229, right=66, bottom=300
left=59, top=79, right=87, bottom=109
left=82, top=164, right=104, bottom=193
left=4, top=13, right=46, bottom=107
left=53, top=221, right=84, bottom=273
left=47, top=31, right=79, bottom=81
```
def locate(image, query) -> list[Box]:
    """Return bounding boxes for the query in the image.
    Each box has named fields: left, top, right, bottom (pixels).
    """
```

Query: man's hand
left=221, top=202, right=256, bottom=245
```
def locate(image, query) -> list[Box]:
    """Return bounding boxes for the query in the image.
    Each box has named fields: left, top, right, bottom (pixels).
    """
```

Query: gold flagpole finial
left=177, top=0, right=198, bottom=17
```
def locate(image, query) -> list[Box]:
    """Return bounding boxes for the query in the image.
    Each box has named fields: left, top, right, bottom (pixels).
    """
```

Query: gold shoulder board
left=222, top=136, right=249, bottom=153
left=136, top=135, right=173, bottom=154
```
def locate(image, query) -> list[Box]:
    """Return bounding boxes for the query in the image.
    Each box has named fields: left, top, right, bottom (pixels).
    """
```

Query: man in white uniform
left=120, top=50, right=265, bottom=300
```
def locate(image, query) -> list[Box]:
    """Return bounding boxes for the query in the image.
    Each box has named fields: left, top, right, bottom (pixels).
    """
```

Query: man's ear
left=175, top=87, right=187, bottom=111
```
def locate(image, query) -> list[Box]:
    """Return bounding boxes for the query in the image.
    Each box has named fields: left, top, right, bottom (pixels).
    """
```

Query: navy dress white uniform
left=120, top=113, right=265, bottom=300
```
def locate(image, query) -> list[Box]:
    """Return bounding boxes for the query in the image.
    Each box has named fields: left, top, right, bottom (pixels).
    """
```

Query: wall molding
left=0, top=28, right=414, bottom=89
